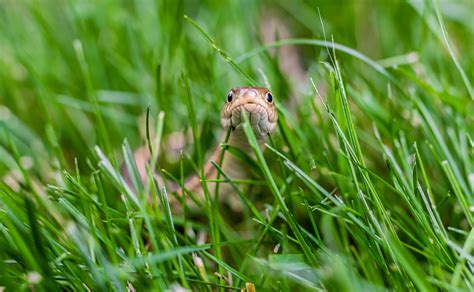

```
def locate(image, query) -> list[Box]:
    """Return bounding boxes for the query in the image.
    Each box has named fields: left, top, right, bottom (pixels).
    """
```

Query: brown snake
left=126, top=86, right=278, bottom=210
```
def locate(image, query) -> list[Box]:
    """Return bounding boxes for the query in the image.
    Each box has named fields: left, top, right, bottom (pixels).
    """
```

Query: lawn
left=0, top=0, right=473, bottom=290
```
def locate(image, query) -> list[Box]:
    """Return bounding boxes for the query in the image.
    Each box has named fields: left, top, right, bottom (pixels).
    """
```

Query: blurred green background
left=0, top=0, right=473, bottom=290
left=1, top=0, right=471, bottom=174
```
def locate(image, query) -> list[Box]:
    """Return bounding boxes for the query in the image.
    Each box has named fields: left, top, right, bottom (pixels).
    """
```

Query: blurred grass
left=0, top=0, right=473, bottom=290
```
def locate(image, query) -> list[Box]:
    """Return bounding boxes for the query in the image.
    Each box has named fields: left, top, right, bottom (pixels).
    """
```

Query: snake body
left=126, top=86, right=277, bottom=210
left=184, top=87, right=277, bottom=198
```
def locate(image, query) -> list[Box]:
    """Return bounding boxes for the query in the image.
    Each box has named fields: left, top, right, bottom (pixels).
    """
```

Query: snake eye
left=227, top=91, right=234, bottom=103
left=265, top=92, right=273, bottom=103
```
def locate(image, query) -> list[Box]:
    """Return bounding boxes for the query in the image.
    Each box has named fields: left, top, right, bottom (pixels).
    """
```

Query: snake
left=125, top=86, right=278, bottom=210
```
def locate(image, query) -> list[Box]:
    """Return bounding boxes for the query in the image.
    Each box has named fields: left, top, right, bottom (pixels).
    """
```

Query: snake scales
left=124, top=86, right=278, bottom=211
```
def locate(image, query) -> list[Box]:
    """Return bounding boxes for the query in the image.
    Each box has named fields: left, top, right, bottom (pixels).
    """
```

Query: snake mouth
left=222, top=102, right=274, bottom=137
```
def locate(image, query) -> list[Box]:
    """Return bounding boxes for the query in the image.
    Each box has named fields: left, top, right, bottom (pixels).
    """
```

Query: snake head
left=220, top=87, right=278, bottom=139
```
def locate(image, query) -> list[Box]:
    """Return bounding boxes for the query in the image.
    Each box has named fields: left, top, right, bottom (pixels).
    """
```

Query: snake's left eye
left=227, top=91, right=234, bottom=102
left=265, top=92, right=273, bottom=103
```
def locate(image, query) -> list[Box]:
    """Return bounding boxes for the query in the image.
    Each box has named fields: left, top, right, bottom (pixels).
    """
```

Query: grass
left=0, top=0, right=473, bottom=290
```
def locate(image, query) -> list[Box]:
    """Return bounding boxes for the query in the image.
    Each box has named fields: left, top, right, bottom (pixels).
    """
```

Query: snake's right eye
left=265, top=92, right=273, bottom=103
left=227, top=91, right=234, bottom=102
